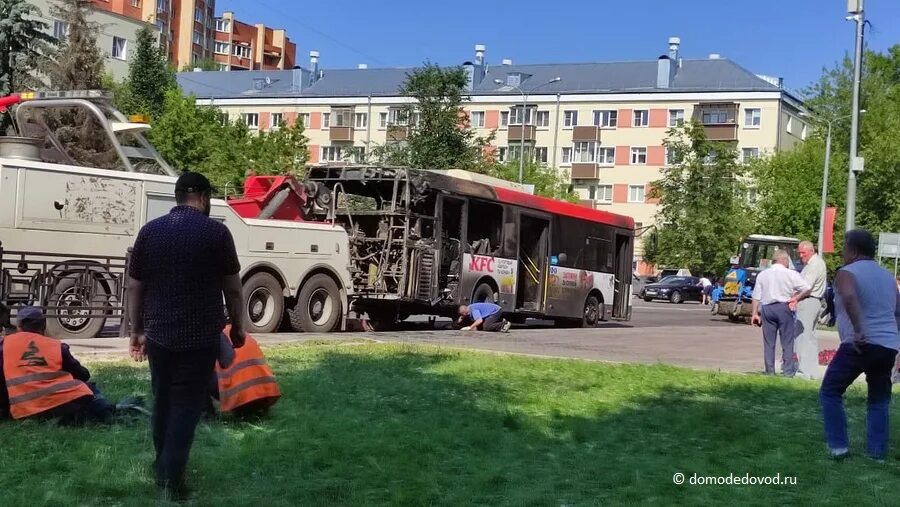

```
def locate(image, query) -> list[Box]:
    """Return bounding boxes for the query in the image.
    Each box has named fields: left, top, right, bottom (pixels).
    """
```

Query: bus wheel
left=242, top=272, right=284, bottom=334
left=46, top=275, right=108, bottom=340
left=289, top=274, right=341, bottom=333
left=472, top=282, right=496, bottom=304
left=582, top=295, right=600, bottom=328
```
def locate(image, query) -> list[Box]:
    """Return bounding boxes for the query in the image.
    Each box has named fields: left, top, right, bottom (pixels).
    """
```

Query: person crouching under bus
left=457, top=303, right=512, bottom=333
left=0, top=306, right=146, bottom=423
left=210, top=327, right=280, bottom=417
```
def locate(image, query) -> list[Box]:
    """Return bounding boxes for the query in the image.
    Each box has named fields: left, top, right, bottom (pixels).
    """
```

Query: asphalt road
left=69, top=297, right=839, bottom=376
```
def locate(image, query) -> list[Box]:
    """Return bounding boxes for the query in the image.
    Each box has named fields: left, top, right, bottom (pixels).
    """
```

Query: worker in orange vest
left=0, top=306, right=146, bottom=423
left=211, top=327, right=280, bottom=416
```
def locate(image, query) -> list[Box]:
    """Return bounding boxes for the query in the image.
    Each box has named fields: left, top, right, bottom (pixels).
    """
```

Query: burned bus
left=304, top=165, right=635, bottom=328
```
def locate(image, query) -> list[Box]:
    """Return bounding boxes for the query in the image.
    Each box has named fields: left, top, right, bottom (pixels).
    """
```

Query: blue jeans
left=819, top=343, right=897, bottom=458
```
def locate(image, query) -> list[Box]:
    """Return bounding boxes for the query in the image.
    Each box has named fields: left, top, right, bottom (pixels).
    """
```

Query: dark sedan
left=640, top=276, right=703, bottom=304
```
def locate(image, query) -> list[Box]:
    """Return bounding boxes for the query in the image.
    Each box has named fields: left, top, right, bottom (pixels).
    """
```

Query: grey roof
left=176, top=57, right=782, bottom=100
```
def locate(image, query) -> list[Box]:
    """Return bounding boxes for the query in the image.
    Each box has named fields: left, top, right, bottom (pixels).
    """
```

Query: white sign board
left=878, top=232, right=900, bottom=259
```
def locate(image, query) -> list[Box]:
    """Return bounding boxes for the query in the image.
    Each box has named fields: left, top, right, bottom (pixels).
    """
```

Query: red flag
left=823, top=207, right=837, bottom=253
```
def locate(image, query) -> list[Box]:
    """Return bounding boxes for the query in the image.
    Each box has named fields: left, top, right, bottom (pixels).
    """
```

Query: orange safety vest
left=216, top=334, right=280, bottom=412
left=2, top=332, right=93, bottom=420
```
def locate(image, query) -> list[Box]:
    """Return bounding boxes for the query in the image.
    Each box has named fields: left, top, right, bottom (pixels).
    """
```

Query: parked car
left=640, top=276, right=703, bottom=304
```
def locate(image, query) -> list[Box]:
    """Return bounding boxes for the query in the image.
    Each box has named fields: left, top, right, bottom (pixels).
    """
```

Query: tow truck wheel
left=242, top=272, right=284, bottom=334
left=45, top=275, right=108, bottom=340
left=289, top=274, right=341, bottom=333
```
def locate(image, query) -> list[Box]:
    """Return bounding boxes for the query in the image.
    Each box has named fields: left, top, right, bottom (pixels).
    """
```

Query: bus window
left=467, top=200, right=503, bottom=256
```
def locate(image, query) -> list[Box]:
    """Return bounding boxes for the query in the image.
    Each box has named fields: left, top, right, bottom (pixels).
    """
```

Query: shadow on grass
left=0, top=344, right=896, bottom=506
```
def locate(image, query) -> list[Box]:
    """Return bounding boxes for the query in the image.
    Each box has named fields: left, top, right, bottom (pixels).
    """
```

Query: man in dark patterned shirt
left=127, top=171, right=246, bottom=500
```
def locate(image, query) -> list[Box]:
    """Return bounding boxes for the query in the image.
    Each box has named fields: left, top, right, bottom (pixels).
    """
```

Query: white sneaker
left=500, top=320, right=512, bottom=333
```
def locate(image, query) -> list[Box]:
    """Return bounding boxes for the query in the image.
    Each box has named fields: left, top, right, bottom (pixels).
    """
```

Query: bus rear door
left=516, top=212, right=550, bottom=312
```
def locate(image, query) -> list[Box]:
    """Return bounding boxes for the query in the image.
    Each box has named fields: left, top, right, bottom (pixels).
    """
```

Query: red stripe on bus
left=492, top=187, right=635, bottom=230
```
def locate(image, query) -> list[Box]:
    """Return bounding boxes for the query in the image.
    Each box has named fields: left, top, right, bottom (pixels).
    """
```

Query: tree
left=645, top=122, right=753, bottom=275
left=180, top=57, right=219, bottom=72
left=247, top=120, right=309, bottom=177
left=0, top=0, right=55, bottom=132
left=44, top=0, right=104, bottom=90
left=126, top=25, right=176, bottom=118
left=489, top=160, right=578, bottom=202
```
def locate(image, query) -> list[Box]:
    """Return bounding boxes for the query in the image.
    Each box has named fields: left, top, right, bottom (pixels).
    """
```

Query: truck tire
left=45, top=275, right=108, bottom=340
left=242, top=272, right=284, bottom=334
left=289, top=274, right=341, bottom=333
left=472, top=282, right=496, bottom=304
left=582, top=295, right=601, bottom=328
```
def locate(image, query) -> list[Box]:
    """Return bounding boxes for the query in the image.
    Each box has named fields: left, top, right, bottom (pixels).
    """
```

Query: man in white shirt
left=795, top=241, right=828, bottom=379
left=751, top=250, right=812, bottom=376
left=699, top=275, right=713, bottom=305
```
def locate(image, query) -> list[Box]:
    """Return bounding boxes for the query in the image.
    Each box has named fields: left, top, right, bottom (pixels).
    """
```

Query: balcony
left=329, top=126, right=354, bottom=142
left=386, top=125, right=408, bottom=141
left=694, top=103, right=738, bottom=141
left=572, top=126, right=602, bottom=142
left=507, top=125, right=535, bottom=142
left=570, top=163, right=600, bottom=179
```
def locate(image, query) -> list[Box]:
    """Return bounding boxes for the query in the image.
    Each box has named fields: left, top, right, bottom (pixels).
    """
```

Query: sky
left=218, top=0, right=900, bottom=96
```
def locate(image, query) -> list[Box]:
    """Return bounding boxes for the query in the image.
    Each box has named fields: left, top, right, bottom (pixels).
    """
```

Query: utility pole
left=845, top=0, right=865, bottom=231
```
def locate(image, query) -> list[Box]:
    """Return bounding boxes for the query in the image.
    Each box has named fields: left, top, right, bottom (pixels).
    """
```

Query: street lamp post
left=494, top=77, right=561, bottom=183
left=845, top=1, right=866, bottom=231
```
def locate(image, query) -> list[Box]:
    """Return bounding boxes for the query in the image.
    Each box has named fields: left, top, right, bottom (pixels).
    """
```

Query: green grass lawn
left=1, top=342, right=898, bottom=506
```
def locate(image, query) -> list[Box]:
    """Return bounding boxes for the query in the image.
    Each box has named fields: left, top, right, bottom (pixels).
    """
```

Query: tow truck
left=711, top=234, right=801, bottom=322
left=0, top=90, right=353, bottom=338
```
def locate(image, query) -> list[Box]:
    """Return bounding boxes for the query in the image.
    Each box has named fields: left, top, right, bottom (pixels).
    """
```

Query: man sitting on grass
left=0, top=306, right=146, bottom=424
left=457, top=302, right=511, bottom=333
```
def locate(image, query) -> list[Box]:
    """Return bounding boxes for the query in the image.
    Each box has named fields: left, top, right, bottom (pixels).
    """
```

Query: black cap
left=175, top=172, right=216, bottom=194
left=17, top=306, right=45, bottom=325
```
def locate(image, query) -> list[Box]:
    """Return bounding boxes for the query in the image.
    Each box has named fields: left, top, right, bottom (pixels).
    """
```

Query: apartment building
left=176, top=38, right=808, bottom=270
left=28, top=0, right=158, bottom=80
left=137, top=0, right=216, bottom=69
left=213, top=11, right=296, bottom=71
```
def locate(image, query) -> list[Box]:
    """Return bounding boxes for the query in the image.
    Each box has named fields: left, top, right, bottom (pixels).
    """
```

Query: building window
left=574, top=141, right=596, bottom=163
left=130, top=0, right=140, bottom=6
left=633, top=109, right=649, bottom=127
left=270, top=113, right=283, bottom=130
left=157, top=0, right=168, bottom=13
left=561, top=147, right=572, bottom=165
left=801, top=124, right=808, bottom=140
left=785, top=116, right=793, bottom=133
left=322, top=113, right=331, bottom=128
left=192, top=53, right=200, bottom=64
left=232, top=45, right=251, bottom=59
left=742, top=147, right=760, bottom=163
left=744, top=108, right=761, bottom=128
left=534, top=147, right=548, bottom=165
left=704, top=149, right=718, bottom=165
left=214, top=42, right=229, bottom=55
left=628, top=185, right=646, bottom=203
left=388, top=108, right=408, bottom=126
left=668, top=109, right=685, bottom=126
left=470, top=111, right=485, bottom=128
left=510, top=107, right=533, bottom=126
left=498, top=147, right=508, bottom=163
left=111, top=36, right=127, bottom=60
left=53, top=20, right=69, bottom=41
left=630, top=147, right=647, bottom=165
left=564, top=110, right=578, bottom=127
left=217, top=63, right=227, bottom=71
left=500, top=111, right=509, bottom=127
left=593, top=110, right=617, bottom=128
left=243, top=113, right=259, bottom=129
left=378, top=112, right=387, bottom=128
left=666, top=147, right=678, bottom=166
left=330, top=108, right=352, bottom=127
left=355, top=112, right=368, bottom=129
left=321, top=146, right=344, bottom=162
left=298, top=113, right=309, bottom=127
left=597, top=185, right=613, bottom=203
left=598, top=147, right=615, bottom=165
left=192, top=30, right=201, bottom=45
left=216, top=19, right=231, bottom=32
left=194, top=7, right=204, bottom=23
left=535, top=110, right=550, bottom=127
left=701, top=109, right=731, bottom=125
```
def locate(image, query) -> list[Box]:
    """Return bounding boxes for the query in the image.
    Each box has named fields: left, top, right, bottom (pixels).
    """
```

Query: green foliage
left=488, top=160, right=578, bottom=202
left=44, top=0, right=105, bottom=90
left=0, top=0, right=55, bottom=95
left=181, top=57, right=220, bottom=72
left=646, top=121, right=752, bottom=275
left=149, top=90, right=309, bottom=189
left=125, top=25, right=176, bottom=118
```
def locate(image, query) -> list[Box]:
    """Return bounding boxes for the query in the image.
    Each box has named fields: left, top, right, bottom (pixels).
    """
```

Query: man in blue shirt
left=457, top=302, right=511, bottom=332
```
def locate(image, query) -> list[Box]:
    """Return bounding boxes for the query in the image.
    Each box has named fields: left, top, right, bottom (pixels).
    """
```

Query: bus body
left=0, top=92, right=352, bottom=338
left=304, top=165, right=635, bottom=326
